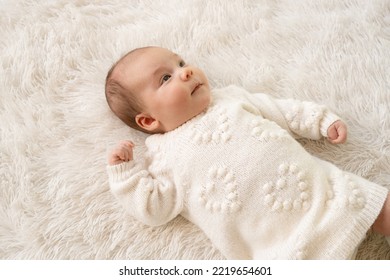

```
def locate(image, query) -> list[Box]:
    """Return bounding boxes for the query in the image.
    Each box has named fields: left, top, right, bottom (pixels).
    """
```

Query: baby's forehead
left=113, top=50, right=147, bottom=80
left=119, top=47, right=180, bottom=79
left=145, top=49, right=179, bottom=66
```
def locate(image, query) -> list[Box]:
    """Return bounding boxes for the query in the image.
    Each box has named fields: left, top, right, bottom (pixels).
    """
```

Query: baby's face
left=118, top=47, right=211, bottom=132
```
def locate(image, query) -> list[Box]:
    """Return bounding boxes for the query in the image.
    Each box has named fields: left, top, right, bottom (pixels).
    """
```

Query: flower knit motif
left=284, top=103, right=324, bottom=132
left=199, top=165, right=241, bottom=214
left=345, top=175, right=366, bottom=209
left=250, top=119, right=289, bottom=141
left=189, top=107, right=232, bottom=145
left=262, top=163, right=311, bottom=212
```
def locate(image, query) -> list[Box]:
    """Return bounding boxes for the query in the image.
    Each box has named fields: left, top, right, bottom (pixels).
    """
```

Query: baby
left=105, top=46, right=390, bottom=259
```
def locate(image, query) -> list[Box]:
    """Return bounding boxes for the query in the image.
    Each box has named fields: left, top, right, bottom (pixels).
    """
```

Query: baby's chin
left=163, top=96, right=212, bottom=132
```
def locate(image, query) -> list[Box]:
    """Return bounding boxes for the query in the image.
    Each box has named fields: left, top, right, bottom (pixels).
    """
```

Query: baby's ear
left=135, top=113, right=160, bottom=132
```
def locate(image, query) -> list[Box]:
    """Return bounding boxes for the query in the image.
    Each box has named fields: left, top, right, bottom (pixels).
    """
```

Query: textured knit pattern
left=107, top=86, right=388, bottom=259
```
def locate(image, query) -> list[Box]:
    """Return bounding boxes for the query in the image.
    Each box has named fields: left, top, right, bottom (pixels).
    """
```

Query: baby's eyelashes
left=161, top=74, right=171, bottom=84
left=160, top=60, right=187, bottom=84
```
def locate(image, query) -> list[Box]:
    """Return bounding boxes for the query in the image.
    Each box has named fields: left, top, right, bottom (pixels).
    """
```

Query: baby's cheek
left=166, top=89, right=187, bottom=106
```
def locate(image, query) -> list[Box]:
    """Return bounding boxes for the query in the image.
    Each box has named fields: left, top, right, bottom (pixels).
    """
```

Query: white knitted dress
left=107, top=85, right=388, bottom=259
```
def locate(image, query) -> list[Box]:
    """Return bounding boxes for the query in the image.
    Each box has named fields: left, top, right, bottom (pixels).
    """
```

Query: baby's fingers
left=327, top=121, right=347, bottom=144
left=327, top=126, right=338, bottom=141
left=108, top=150, right=125, bottom=165
left=108, top=140, right=135, bottom=165
left=120, top=140, right=135, bottom=148
left=124, top=147, right=133, bottom=161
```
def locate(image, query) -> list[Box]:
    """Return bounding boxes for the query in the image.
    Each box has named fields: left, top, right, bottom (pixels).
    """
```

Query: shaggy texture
left=0, top=0, right=389, bottom=259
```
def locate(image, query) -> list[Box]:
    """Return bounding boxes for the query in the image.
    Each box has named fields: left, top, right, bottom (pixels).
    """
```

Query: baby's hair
left=105, top=47, right=153, bottom=134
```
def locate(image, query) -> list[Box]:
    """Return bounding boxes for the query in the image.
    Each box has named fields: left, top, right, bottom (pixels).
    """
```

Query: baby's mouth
left=191, top=83, right=202, bottom=95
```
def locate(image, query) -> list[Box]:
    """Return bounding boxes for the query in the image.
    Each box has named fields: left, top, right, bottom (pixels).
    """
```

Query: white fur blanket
left=1, top=0, right=389, bottom=259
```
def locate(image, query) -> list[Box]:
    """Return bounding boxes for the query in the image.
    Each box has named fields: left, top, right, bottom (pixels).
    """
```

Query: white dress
left=107, top=85, right=388, bottom=259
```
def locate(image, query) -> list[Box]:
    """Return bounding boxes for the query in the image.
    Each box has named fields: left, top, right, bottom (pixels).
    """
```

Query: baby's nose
left=180, top=67, right=193, bottom=81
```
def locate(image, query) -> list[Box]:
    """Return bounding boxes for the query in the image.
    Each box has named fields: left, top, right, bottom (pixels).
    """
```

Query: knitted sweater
left=107, top=85, right=388, bottom=259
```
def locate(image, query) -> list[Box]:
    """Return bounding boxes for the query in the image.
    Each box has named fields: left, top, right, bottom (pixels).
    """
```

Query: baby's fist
left=108, top=140, right=135, bottom=165
left=327, top=120, right=347, bottom=144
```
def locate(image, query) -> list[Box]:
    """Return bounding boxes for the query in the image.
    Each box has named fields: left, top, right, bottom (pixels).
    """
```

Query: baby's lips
left=191, top=82, right=202, bottom=95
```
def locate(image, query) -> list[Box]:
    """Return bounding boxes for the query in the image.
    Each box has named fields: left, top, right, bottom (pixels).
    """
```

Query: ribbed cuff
left=331, top=180, right=388, bottom=259
left=320, top=112, right=341, bottom=137
left=106, top=161, right=137, bottom=182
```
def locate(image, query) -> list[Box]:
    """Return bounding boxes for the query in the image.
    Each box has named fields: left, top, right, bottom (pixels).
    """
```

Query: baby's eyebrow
left=152, top=66, right=162, bottom=75
left=173, top=53, right=184, bottom=61
left=151, top=54, right=183, bottom=76
left=150, top=65, right=171, bottom=86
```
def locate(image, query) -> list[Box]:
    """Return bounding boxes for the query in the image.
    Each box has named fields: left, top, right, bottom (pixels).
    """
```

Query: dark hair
left=105, top=47, right=153, bottom=134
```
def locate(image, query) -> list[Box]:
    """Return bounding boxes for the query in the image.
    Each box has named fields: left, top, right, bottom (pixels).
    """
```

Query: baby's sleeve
left=106, top=161, right=183, bottom=226
left=247, top=92, right=340, bottom=140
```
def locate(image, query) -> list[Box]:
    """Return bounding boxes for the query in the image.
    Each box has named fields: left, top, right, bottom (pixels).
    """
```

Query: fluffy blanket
left=1, top=0, right=389, bottom=259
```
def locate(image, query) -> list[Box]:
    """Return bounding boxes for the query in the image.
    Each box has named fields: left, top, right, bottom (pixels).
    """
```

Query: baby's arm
left=107, top=141, right=183, bottom=226
left=249, top=93, right=346, bottom=143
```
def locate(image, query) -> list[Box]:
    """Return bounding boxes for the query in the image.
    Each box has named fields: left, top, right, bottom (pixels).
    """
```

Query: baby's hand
left=327, top=120, right=347, bottom=144
left=108, top=140, right=135, bottom=165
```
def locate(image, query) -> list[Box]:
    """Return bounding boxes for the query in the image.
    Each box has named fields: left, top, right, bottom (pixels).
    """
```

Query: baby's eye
left=179, top=60, right=186, bottom=67
left=161, top=74, right=171, bottom=83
